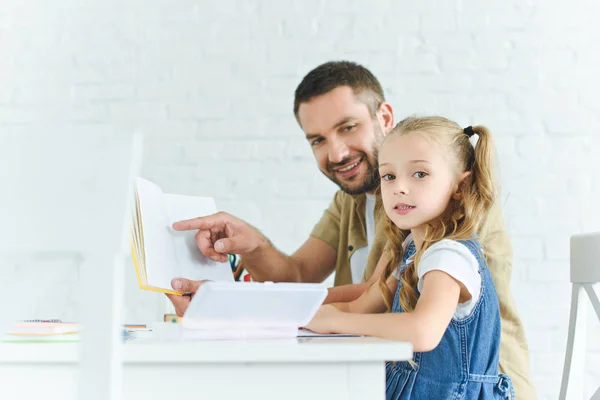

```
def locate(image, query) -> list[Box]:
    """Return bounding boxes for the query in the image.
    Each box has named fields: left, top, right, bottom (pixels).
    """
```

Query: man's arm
left=246, top=236, right=337, bottom=283
left=323, top=250, right=389, bottom=304
left=173, top=190, right=344, bottom=283
left=172, top=211, right=338, bottom=283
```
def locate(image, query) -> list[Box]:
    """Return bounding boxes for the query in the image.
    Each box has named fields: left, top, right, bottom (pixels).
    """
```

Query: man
left=167, top=61, right=535, bottom=398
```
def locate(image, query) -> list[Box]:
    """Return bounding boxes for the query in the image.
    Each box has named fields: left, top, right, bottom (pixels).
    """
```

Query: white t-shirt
left=394, top=234, right=482, bottom=320
left=349, top=194, right=376, bottom=284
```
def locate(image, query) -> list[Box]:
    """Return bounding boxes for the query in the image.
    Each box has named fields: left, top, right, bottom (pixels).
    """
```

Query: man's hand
left=166, top=278, right=206, bottom=317
left=172, top=211, right=268, bottom=263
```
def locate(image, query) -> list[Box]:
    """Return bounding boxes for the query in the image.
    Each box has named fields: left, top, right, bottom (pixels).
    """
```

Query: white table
left=0, top=336, right=412, bottom=400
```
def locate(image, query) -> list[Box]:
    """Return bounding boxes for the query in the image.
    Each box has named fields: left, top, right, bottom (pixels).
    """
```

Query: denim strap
left=468, top=373, right=516, bottom=399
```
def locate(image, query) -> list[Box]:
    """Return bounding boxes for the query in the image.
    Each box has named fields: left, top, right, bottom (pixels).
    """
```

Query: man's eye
left=413, top=171, right=428, bottom=179
left=382, top=173, right=395, bottom=181
left=311, top=138, right=323, bottom=146
left=342, top=124, right=357, bottom=132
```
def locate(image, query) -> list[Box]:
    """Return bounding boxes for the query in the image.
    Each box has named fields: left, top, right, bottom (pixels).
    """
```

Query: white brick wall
left=1, top=0, right=599, bottom=398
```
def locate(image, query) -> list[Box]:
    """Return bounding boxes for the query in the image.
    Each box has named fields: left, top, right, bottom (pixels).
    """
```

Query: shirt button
left=348, top=245, right=353, bottom=251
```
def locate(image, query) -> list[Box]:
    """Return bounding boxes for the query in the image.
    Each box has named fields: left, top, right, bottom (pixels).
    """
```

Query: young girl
left=306, top=116, right=515, bottom=399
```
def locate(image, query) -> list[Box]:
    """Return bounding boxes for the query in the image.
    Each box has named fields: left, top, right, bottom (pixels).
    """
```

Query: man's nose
left=328, top=139, right=350, bottom=164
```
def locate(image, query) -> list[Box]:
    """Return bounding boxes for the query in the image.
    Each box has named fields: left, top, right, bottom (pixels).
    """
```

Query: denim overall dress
left=386, top=239, right=516, bottom=400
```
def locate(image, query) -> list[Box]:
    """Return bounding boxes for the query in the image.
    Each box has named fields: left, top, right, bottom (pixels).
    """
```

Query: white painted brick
left=527, top=304, right=571, bottom=329
left=13, top=85, right=73, bottom=105
left=531, top=352, right=563, bottom=375
left=181, top=140, right=226, bottom=162
left=511, top=236, right=544, bottom=260
left=74, top=47, right=136, bottom=68
left=511, top=215, right=581, bottom=238
left=419, top=3, right=458, bottom=32
left=143, top=139, right=187, bottom=164
left=402, top=73, right=475, bottom=94
left=526, top=259, right=570, bottom=283
left=266, top=161, right=323, bottom=181
left=136, top=83, right=196, bottom=102
left=587, top=313, right=600, bottom=351
left=515, top=135, right=552, bottom=163
left=0, top=104, right=107, bottom=124
left=544, top=234, right=576, bottom=261
left=286, top=138, right=314, bottom=161
left=0, top=87, right=13, bottom=104
left=197, top=119, right=263, bottom=138
left=308, top=180, right=338, bottom=201
left=261, top=117, right=303, bottom=138
left=169, top=102, right=232, bottom=120
left=265, top=180, right=311, bottom=198
left=580, top=201, right=600, bottom=232
left=73, top=84, right=135, bottom=102
left=217, top=141, right=254, bottom=160
left=140, top=121, right=197, bottom=140
left=70, top=64, right=140, bottom=85
left=280, top=18, right=317, bottom=39
left=254, top=140, right=288, bottom=161
left=109, top=102, right=167, bottom=121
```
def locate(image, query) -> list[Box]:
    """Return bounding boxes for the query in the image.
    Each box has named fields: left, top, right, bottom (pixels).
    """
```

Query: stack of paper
left=3, top=322, right=80, bottom=343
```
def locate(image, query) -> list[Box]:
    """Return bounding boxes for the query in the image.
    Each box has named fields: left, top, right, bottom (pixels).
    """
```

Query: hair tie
left=463, top=126, right=475, bottom=137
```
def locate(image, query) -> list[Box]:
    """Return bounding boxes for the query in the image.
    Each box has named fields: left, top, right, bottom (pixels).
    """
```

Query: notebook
left=130, top=177, right=234, bottom=295
left=181, top=281, right=328, bottom=340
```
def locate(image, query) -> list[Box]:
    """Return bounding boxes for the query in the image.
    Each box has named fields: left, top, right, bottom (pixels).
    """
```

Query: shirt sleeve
left=310, top=190, right=343, bottom=251
left=417, top=239, right=482, bottom=320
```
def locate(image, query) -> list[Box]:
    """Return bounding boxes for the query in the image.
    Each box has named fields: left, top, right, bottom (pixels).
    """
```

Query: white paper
left=297, top=329, right=361, bottom=338
left=136, top=178, right=233, bottom=291
left=164, top=193, right=234, bottom=283
left=136, top=178, right=179, bottom=289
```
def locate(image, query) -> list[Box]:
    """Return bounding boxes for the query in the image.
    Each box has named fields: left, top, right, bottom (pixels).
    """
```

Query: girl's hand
left=304, top=304, right=342, bottom=334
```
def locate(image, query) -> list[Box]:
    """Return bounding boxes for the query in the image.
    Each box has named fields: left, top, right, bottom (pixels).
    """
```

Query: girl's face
left=378, top=132, right=463, bottom=233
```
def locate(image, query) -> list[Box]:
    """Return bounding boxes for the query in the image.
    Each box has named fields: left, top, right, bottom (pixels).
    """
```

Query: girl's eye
left=413, top=171, right=428, bottom=179
left=382, top=173, right=395, bottom=181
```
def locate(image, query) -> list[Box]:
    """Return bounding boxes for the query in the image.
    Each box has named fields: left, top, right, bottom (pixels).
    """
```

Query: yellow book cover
left=129, top=177, right=234, bottom=295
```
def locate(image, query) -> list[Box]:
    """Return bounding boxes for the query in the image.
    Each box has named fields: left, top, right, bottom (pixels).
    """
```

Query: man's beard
left=326, top=150, right=380, bottom=195
left=323, top=122, right=385, bottom=195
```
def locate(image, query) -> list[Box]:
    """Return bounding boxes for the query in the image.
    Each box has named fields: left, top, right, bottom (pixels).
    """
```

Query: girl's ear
left=451, top=171, right=472, bottom=200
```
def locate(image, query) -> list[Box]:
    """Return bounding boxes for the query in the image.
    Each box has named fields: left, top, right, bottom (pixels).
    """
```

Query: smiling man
left=168, top=61, right=536, bottom=399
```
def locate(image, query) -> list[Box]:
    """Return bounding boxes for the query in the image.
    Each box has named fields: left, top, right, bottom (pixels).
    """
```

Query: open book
left=181, top=281, right=329, bottom=340
left=130, top=177, right=234, bottom=295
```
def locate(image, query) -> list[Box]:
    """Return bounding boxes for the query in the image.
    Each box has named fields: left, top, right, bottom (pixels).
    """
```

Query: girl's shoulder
left=417, top=239, right=483, bottom=320
left=425, top=238, right=481, bottom=255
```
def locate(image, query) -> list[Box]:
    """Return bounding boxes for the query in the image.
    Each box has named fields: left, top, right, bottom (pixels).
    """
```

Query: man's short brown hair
left=293, top=60, right=385, bottom=120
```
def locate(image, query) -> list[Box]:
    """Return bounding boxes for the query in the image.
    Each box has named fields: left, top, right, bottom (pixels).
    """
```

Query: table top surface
left=0, top=335, right=413, bottom=364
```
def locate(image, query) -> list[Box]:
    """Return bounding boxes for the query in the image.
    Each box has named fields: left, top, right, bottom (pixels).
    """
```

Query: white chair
left=559, top=232, right=600, bottom=400
left=0, top=127, right=142, bottom=400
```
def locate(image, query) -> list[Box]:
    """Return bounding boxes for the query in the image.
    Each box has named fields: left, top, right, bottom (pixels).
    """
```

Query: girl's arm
left=324, top=250, right=391, bottom=305
left=328, top=252, right=392, bottom=314
left=306, top=270, right=461, bottom=352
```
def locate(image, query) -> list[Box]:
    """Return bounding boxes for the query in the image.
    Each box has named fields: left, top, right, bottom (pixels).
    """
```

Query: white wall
left=1, top=1, right=599, bottom=398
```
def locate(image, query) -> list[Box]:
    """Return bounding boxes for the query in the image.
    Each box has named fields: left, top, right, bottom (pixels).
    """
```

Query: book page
left=136, top=178, right=180, bottom=290
left=163, top=193, right=234, bottom=283
left=297, top=328, right=361, bottom=338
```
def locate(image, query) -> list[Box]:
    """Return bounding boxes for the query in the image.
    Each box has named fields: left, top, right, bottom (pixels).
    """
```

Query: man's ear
left=377, top=102, right=394, bottom=135
left=452, top=171, right=472, bottom=199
